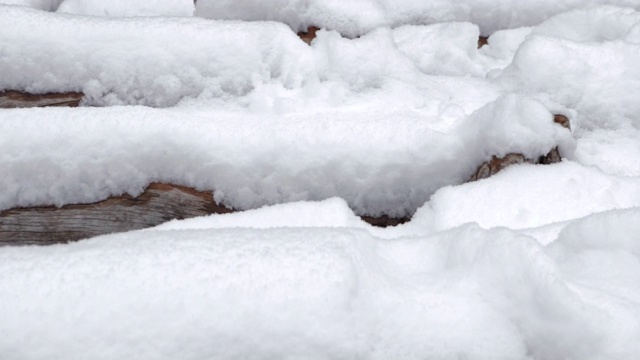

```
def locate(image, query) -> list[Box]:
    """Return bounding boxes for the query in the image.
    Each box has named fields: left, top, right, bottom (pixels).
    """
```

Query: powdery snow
left=1, top=205, right=639, bottom=359
left=0, top=95, right=572, bottom=217
left=1, top=6, right=520, bottom=108
left=56, top=0, right=194, bottom=17
left=1, top=3, right=640, bottom=360
left=195, top=0, right=640, bottom=36
left=496, top=6, right=640, bottom=176
left=409, top=161, right=640, bottom=233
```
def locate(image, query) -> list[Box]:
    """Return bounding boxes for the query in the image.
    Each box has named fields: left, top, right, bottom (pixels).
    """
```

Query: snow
left=0, top=0, right=61, bottom=10
left=56, top=0, right=194, bottom=17
left=2, top=2, right=640, bottom=359
left=496, top=6, right=640, bottom=176
left=412, top=162, right=640, bottom=232
left=153, top=198, right=368, bottom=230
left=0, top=7, right=313, bottom=107
left=0, top=0, right=194, bottom=16
left=2, top=207, right=639, bottom=359
left=196, top=0, right=640, bottom=36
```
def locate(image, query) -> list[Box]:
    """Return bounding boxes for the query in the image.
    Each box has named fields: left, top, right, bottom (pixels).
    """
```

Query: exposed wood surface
left=0, top=183, right=233, bottom=246
left=553, top=114, right=571, bottom=130
left=470, top=153, right=532, bottom=181
left=0, top=90, right=83, bottom=108
left=478, top=36, right=489, bottom=48
left=297, top=26, right=320, bottom=45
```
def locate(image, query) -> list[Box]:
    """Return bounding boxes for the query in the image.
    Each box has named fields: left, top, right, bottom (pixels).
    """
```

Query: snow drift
left=196, top=0, right=640, bottom=36
left=1, top=203, right=639, bottom=359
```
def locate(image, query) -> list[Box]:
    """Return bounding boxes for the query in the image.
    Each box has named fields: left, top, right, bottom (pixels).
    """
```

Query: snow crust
left=2, top=3, right=640, bottom=360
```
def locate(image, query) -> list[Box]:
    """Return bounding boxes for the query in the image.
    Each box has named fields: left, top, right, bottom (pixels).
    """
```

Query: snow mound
left=153, top=197, right=367, bottom=230
left=500, top=6, right=640, bottom=130
left=411, top=161, right=640, bottom=233
left=495, top=6, right=640, bottom=176
left=2, top=4, right=640, bottom=359
left=2, top=206, right=639, bottom=359
left=56, top=0, right=194, bottom=17
left=0, top=7, right=523, bottom=108
left=195, top=0, right=640, bottom=37
left=0, top=6, right=311, bottom=107
left=0, top=93, right=570, bottom=217
left=0, top=7, right=580, bottom=217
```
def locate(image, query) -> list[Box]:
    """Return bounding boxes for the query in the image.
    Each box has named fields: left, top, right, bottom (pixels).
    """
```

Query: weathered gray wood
left=0, top=90, right=83, bottom=108
left=0, top=183, right=413, bottom=246
left=0, top=183, right=232, bottom=246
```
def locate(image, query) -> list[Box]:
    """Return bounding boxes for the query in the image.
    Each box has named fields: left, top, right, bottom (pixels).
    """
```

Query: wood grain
left=0, top=183, right=232, bottom=246
left=0, top=90, right=83, bottom=108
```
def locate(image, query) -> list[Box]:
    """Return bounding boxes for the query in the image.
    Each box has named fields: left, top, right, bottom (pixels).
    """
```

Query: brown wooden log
left=478, top=36, right=489, bottom=49
left=553, top=114, right=571, bottom=130
left=297, top=26, right=320, bottom=45
left=0, top=183, right=233, bottom=246
left=470, top=153, right=533, bottom=181
left=0, top=90, right=83, bottom=108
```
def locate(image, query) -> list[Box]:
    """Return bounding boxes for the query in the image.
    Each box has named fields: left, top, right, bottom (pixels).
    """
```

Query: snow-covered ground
left=1, top=2, right=640, bottom=359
